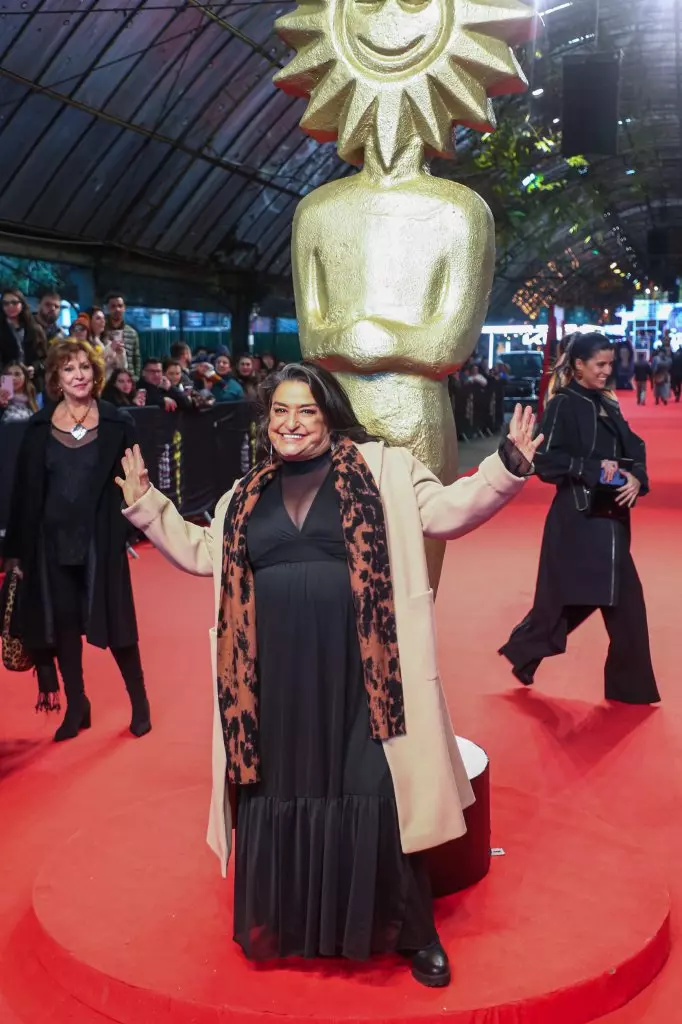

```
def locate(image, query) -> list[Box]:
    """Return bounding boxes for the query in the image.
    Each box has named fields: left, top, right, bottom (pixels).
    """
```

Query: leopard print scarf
left=217, top=437, right=405, bottom=784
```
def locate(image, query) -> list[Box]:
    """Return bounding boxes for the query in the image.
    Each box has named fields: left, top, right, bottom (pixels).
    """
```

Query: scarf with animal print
left=217, top=436, right=405, bottom=784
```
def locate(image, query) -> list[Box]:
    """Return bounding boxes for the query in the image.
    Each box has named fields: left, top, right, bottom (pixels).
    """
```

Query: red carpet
left=0, top=393, right=680, bottom=1023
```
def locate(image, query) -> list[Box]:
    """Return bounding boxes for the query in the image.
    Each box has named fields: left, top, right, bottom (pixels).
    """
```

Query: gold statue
left=275, top=0, right=534, bottom=587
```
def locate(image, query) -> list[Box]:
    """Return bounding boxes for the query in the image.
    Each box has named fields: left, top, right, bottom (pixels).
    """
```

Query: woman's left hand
left=508, top=404, right=545, bottom=464
left=616, top=471, right=641, bottom=507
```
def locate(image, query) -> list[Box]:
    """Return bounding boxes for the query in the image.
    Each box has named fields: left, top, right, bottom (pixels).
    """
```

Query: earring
left=269, top=441, right=273, bottom=459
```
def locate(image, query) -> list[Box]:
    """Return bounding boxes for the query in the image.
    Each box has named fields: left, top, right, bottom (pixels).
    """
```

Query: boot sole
left=411, top=967, right=451, bottom=987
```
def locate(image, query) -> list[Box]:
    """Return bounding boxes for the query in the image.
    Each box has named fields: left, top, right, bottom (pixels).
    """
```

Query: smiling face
left=268, top=380, right=332, bottom=462
left=576, top=349, right=614, bottom=391
left=275, top=0, right=532, bottom=168
left=59, top=351, right=95, bottom=403
left=343, top=0, right=445, bottom=77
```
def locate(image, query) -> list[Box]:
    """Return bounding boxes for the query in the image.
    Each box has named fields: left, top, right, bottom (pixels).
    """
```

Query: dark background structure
left=0, top=0, right=680, bottom=323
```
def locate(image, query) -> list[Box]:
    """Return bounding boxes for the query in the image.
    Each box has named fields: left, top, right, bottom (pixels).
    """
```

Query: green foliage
left=0, top=255, right=73, bottom=298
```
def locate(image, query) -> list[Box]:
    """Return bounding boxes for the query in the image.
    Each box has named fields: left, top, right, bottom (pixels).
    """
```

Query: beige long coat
left=124, top=443, right=524, bottom=877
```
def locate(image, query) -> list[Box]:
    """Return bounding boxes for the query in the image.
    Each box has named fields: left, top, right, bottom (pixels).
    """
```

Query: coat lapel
left=90, top=403, right=125, bottom=500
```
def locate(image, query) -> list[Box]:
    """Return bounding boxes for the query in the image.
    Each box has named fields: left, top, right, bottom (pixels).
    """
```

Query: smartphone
left=599, top=467, right=628, bottom=487
left=1, top=374, right=14, bottom=397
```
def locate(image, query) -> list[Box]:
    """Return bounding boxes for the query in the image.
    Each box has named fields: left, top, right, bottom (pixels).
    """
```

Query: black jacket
left=532, top=381, right=648, bottom=607
left=4, top=401, right=138, bottom=649
left=136, top=378, right=192, bottom=411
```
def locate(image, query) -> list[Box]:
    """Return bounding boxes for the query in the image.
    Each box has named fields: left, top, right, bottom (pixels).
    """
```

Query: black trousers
left=501, top=554, right=660, bottom=704
left=31, top=562, right=145, bottom=708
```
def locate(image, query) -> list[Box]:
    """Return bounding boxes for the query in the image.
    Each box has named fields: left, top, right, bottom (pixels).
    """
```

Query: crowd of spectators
left=1, top=284, right=282, bottom=424
left=617, top=333, right=682, bottom=406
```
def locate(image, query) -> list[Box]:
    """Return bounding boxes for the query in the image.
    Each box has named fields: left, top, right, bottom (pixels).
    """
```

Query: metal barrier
left=450, top=379, right=505, bottom=441
left=1, top=383, right=503, bottom=548
left=0, top=403, right=254, bottom=550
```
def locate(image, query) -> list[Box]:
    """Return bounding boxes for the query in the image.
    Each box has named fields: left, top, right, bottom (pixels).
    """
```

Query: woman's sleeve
left=408, top=449, right=525, bottom=541
left=623, top=424, right=649, bottom=494
left=122, top=486, right=234, bottom=576
left=533, top=396, right=602, bottom=488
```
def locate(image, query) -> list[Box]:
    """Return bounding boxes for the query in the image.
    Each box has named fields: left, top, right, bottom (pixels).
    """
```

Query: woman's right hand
left=601, top=460, right=619, bottom=483
left=115, top=445, right=151, bottom=507
left=0, top=389, right=10, bottom=408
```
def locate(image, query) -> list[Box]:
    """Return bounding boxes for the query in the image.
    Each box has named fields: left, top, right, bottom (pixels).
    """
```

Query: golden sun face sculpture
left=275, top=0, right=534, bottom=169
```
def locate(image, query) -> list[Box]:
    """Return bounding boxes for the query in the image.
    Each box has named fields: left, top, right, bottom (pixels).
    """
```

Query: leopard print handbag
left=1, top=570, right=33, bottom=673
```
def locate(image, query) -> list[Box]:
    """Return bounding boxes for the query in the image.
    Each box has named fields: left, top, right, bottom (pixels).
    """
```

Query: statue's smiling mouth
left=357, top=34, right=425, bottom=59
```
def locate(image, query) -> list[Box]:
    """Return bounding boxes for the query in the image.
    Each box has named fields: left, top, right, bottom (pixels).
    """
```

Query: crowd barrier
left=0, top=403, right=254, bottom=549
left=1, top=382, right=503, bottom=548
left=451, top=380, right=505, bottom=440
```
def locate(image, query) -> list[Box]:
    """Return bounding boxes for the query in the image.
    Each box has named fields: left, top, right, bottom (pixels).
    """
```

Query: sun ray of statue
left=274, top=0, right=535, bottom=589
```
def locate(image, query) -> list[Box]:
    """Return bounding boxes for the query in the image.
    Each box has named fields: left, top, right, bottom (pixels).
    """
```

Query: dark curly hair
left=256, top=361, right=380, bottom=454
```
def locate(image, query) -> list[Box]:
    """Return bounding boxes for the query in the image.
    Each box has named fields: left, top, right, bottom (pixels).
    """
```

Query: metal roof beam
left=0, top=67, right=304, bottom=201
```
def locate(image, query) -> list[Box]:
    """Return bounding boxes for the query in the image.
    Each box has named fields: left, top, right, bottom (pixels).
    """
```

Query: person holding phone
left=500, top=332, right=659, bottom=705
left=0, top=362, right=40, bottom=421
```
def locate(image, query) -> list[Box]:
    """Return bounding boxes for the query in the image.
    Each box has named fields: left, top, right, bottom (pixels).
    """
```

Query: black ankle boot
left=410, top=941, right=451, bottom=988
left=130, top=697, right=152, bottom=738
left=512, top=664, right=535, bottom=687
left=54, top=696, right=91, bottom=743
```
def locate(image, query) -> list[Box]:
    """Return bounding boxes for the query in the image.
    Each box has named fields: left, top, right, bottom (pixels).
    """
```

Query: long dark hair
left=101, top=367, right=135, bottom=406
left=548, top=331, right=615, bottom=399
left=0, top=286, right=47, bottom=367
left=256, top=361, right=378, bottom=453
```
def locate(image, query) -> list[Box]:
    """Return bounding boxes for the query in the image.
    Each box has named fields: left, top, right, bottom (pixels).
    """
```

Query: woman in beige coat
left=118, top=363, right=541, bottom=987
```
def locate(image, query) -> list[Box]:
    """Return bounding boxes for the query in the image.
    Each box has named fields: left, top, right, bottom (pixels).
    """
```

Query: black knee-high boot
left=111, top=644, right=151, bottom=737
left=53, top=632, right=91, bottom=742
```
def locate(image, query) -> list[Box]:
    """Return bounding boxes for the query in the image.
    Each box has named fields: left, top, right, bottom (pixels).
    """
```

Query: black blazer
left=4, top=400, right=139, bottom=650
left=531, top=381, right=649, bottom=607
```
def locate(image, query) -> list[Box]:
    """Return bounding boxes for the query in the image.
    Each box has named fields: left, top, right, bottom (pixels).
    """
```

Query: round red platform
left=26, top=785, right=669, bottom=1024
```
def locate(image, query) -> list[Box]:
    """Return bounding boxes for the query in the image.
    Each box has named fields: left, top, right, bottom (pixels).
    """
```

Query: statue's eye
left=400, top=0, right=432, bottom=9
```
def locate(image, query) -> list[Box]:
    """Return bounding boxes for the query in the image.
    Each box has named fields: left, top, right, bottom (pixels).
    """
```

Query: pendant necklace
left=65, top=399, right=93, bottom=441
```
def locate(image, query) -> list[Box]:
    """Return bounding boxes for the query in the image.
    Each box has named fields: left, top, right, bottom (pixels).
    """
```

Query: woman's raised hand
left=115, top=444, right=151, bottom=507
left=508, top=404, right=544, bottom=464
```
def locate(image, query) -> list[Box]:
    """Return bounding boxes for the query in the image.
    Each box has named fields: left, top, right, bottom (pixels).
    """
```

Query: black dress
left=234, top=452, right=436, bottom=961
left=500, top=382, right=659, bottom=703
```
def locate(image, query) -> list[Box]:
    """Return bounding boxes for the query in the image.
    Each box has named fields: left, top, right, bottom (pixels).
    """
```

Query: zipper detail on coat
left=566, top=388, right=597, bottom=512
left=609, top=428, right=617, bottom=605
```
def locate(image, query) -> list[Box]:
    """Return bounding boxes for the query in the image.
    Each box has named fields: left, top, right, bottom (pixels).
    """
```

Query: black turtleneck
left=280, top=449, right=332, bottom=529
left=568, top=380, right=624, bottom=461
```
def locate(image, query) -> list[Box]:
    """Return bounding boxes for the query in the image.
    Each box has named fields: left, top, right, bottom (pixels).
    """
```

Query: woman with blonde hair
left=2, top=339, right=151, bottom=740
left=500, top=332, right=659, bottom=704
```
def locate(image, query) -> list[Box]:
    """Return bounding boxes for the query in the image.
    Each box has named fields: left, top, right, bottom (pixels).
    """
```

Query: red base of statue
left=0, top=741, right=669, bottom=1024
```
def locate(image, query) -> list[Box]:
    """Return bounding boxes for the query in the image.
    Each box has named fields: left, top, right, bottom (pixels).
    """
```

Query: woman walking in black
left=500, top=332, right=659, bottom=704
left=2, top=339, right=152, bottom=739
